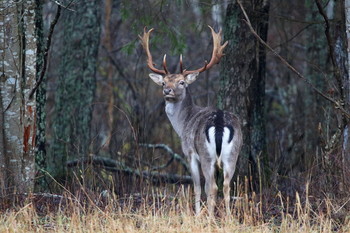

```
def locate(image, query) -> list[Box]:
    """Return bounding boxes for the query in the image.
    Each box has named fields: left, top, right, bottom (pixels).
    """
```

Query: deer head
left=139, top=26, right=228, bottom=102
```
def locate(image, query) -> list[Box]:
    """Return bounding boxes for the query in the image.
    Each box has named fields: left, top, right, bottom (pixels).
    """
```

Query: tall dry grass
left=1, top=185, right=349, bottom=233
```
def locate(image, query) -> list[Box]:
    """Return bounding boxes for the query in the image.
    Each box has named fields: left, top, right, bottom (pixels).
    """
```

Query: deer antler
left=140, top=26, right=227, bottom=75
left=139, top=27, right=168, bottom=75
left=182, top=26, right=228, bottom=75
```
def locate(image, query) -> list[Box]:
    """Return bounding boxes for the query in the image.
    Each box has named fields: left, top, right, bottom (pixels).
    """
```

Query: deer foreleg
left=190, top=154, right=201, bottom=215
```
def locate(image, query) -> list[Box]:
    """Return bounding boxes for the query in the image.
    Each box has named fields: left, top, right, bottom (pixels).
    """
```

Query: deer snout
left=163, top=88, right=173, bottom=95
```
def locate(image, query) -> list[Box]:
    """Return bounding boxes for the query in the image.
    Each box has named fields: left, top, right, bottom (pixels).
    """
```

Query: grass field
left=1, top=186, right=349, bottom=233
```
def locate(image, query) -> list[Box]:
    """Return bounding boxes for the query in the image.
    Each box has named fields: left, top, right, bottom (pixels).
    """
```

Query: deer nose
left=163, top=88, right=172, bottom=95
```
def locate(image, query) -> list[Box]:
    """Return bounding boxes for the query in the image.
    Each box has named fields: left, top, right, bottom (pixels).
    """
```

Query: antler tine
left=163, top=54, right=169, bottom=74
left=139, top=27, right=168, bottom=75
left=182, top=25, right=228, bottom=75
left=179, top=54, right=183, bottom=73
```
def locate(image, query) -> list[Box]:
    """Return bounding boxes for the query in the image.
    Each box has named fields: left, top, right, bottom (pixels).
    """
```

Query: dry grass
left=1, top=186, right=349, bottom=233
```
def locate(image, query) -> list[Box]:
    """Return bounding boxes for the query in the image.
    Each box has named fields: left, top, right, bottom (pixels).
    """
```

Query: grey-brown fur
left=149, top=72, right=243, bottom=216
left=142, top=25, right=241, bottom=216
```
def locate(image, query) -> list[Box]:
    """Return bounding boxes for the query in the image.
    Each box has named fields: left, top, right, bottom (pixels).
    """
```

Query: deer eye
left=179, top=80, right=185, bottom=85
left=161, top=81, right=166, bottom=86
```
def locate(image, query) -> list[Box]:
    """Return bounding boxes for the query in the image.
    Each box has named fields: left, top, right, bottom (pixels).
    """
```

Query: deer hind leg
left=190, top=153, right=201, bottom=215
left=221, top=153, right=237, bottom=215
left=221, top=126, right=239, bottom=215
left=221, top=149, right=238, bottom=215
left=223, top=165, right=234, bottom=215
left=201, top=157, right=217, bottom=216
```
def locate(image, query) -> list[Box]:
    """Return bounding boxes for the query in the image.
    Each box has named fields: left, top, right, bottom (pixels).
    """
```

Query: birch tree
left=0, top=0, right=38, bottom=194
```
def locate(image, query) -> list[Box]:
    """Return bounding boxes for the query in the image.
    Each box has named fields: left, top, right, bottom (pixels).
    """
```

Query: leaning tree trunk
left=313, top=0, right=349, bottom=191
left=33, top=0, right=47, bottom=191
left=0, top=0, right=38, bottom=194
left=219, top=0, right=270, bottom=187
left=50, top=0, right=101, bottom=182
left=341, top=0, right=350, bottom=185
left=345, top=0, right=350, bottom=153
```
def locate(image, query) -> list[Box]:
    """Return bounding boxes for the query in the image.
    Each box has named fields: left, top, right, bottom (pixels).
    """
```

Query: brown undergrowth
left=1, top=182, right=350, bottom=233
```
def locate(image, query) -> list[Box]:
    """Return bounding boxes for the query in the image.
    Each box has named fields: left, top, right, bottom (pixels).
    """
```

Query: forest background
left=1, top=0, right=350, bottom=226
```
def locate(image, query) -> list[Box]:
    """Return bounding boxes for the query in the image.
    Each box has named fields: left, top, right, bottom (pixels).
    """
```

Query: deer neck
left=165, top=88, right=195, bottom=136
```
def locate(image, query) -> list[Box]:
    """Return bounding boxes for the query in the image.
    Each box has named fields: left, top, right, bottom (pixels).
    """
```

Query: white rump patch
left=221, top=127, right=234, bottom=170
left=205, top=126, right=234, bottom=168
left=221, top=127, right=234, bottom=155
left=205, top=127, right=216, bottom=159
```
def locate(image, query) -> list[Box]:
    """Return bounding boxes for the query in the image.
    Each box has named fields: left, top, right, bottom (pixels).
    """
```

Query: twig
left=52, top=0, right=75, bottom=11
left=315, top=0, right=336, bottom=68
left=139, top=143, right=189, bottom=172
left=236, top=0, right=350, bottom=119
left=38, top=168, right=83, bottom=207
left=29, top=5, right=61, bottom=99
left=67, top=155, right=192, bottom=184
left=315, top=0, right=344, bottom=106
left=102, top=45, right=138, bottom=101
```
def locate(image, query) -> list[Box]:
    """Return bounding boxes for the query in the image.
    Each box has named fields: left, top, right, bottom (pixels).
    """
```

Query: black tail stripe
left=214, top=110, right=224, bottom=156
left=205, top=110, right=234, bottom=155
left=227, top=125, right=234, bottom=143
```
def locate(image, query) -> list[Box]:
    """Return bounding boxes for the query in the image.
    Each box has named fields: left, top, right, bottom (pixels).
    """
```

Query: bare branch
left=29, top=5, right=61, bottom=99
left=139, top=143, right=189, bottom=172
left=315, top=0, right=336, bottom=67
left=52, top=0, right=75, bottom=11
left=67, top=155, right=192, bottom=184
left=315, top=0, right=345, bottom=106
left=236, top=0, right=350, bottom=119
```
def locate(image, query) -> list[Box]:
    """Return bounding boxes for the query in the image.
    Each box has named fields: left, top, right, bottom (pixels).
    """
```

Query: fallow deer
left=139, top=26, right=243, bottom=215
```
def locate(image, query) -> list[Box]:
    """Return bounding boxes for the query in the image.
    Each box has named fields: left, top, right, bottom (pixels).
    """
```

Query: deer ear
left=149, top=73, right=164, bottom=86
left=185, top=72, right=199, bottom=84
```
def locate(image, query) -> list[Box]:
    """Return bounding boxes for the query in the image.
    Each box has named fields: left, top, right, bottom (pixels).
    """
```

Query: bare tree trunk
left=0, top=72, right=5, bottom=195
left=219, top=0, right=269, bottom=187
left=101, top=0, right=115, bottom=151
left=343, top=0, right=350, bottom=181
left=0, top=0, right=38, bottom=194
left=33, top=0, right=47, bottom=191
left=50, top=0, right=101, bottom=182
left=317, top=0, right=349, bottom=190
left=190, top=0, right=202, bottom=26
